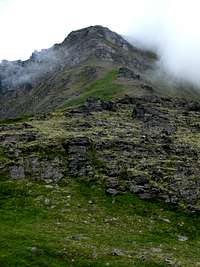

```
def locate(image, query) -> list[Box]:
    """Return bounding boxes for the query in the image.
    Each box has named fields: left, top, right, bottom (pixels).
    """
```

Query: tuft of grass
left=0, top=115, right=31, bottom=125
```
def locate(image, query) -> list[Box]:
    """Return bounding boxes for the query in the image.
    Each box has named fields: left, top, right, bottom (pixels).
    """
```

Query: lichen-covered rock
left=82, top=97, right=117, bottom=113
left=1, top=95, right=200, bottom=211
left=106, top=188, right=119, bottom=196
left=7, top=156, right=65, bottom=183
left=0, top=132, right=38, bottom=143
left=132, top=103, right=169, bottom=127
left=63, top=137, right=94, bottom=178
left=10, top=166, right=25, bottom=180
left=118, top=67, right=140, bottom=79
left=106, top=178, right=119, bottom=189
left=0, top=123, right=33, bottom=132
left=24, top=156, right=65, bottom=183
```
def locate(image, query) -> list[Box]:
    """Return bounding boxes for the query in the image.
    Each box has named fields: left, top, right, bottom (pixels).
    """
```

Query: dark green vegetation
left=0, top=179, right=200, bottom=267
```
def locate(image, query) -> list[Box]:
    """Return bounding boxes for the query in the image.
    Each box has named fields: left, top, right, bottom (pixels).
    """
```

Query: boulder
left=118, top=67, right=140, bottom=79
left=63, top=137, right=94, bottom=178
left=82, top=97, right=117, bottom=113
left=10, top=166, right=25, bottom=180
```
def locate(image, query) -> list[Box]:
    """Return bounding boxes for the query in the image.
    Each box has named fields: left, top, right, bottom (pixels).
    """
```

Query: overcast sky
left=1, top=0, right=200, bottom=85
left=0, top=0, right=163, bottom=61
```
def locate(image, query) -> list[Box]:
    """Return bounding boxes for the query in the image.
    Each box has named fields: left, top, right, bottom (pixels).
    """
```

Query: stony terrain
left=1, top=91, right=200, bottom=211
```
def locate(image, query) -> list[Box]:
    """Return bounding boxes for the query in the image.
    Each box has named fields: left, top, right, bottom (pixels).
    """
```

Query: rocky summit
left=0, top=26, right=156, bottom=118
left=1, top=26, right=200, bottom=267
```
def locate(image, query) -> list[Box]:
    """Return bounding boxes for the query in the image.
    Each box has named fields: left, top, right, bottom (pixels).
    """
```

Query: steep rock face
left=63, top=137, right=94, bottom=178
left=59, top=25, right=153, bottom=70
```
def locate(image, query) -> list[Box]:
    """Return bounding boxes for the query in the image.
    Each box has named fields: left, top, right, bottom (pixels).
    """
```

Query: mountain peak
left=67, top=25, right=111, bottom=37
left=0, top=25, right=159, bottom=118
left=0, top=25, right=155, bottom=93
left=62, top=25, right=130, bottom=52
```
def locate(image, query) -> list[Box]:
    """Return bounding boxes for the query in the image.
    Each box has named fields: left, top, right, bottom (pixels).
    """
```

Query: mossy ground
left=0, top=179, right=200, bottom=267
left=0, top=115, right=31, bottom=125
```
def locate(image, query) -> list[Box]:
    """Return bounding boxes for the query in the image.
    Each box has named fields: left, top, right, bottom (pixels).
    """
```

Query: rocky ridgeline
left=0, top=26, right=157, bottom=119
left=0, top=95, right=200, bottom=211
left=0, top=26, right=151, bottom=93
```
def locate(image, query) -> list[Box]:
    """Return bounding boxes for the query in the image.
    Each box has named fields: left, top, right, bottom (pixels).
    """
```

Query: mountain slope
left=1, top=26, right=200, bottom=266
left=0, top=26, right=159, bottom=118
left=1, top=25, right=200, bottom=210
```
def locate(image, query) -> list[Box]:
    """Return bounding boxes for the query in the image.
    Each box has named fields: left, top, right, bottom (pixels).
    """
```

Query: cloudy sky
left=0, top=0, right=162, bottom=61
left=1, top=0, right=200, bottom=85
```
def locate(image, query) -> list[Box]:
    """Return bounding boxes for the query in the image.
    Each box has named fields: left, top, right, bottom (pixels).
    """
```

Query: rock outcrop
left=1, top=95, right=200, bottom=211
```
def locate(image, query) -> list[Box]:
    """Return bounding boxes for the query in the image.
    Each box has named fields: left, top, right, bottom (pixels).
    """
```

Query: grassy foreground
left=0, top=179, right=200, bottom=267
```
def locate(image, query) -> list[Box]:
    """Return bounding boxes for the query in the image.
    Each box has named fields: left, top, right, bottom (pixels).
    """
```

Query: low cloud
left=125, top=0, right=200, bottom=86
left=0, top=47, right=68, bottom=90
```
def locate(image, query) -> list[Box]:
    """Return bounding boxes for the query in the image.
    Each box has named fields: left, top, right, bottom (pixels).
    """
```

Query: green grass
left=62, top=70, right=124, bottom=108
left=0, top=115, right=31, bottom=125
left=0, top=179, right=200, bottom=266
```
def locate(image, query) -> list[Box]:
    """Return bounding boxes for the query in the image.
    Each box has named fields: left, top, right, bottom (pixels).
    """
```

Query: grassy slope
left=1, top=64, right=200, bottom=119
left=61, top=69, right=125, bottom=108
left=60, top=67, right=200, bottom=110
left=0, top=179, right=200, bottom=267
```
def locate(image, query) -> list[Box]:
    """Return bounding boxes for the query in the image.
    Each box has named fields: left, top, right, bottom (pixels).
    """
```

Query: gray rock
left=106, top=178, right=118, bottom=189
left=106, top=188, right=119, bottom=196
left=82, top=97, right=117, bottom=113
left=138, top=192, right=153, bottom=200
left=92, top=251, right=97, bottom=259
left=118, top=67, right=140, bottom=80
left=112, top=248, right=124, bottom=256
left=10, top=166, right=25, bottom=180
left=71, top=235, right=83, bottom=241
left=24, top=157, right=64, bottom=182
left=128, top=176, right=149, bottom=194
left=133, top=176, right=148, bottom=185
left=63, top=137, right=94, bottom=178
left=0, top=132, right=37, bottom=143
left=44, top=198, right=50, bottom=205
left=31, top=246, right=38, bottom=253
left=178, top=235, right=188, bottom=242
left=161, top=218, right=171, bottom=223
